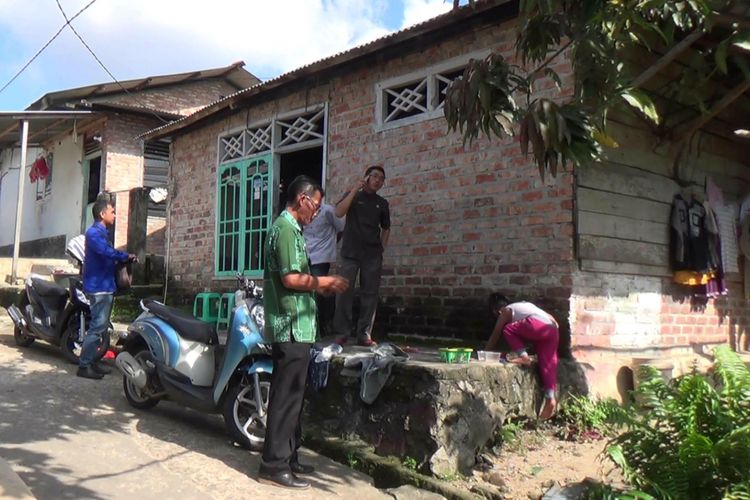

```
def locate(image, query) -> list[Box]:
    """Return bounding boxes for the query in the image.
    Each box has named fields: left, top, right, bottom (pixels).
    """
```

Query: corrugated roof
left=27, top=61, right=260, bottom=112
left=0, top=111, right=97, bottom=149
left=140, top=0, right=515, bottom=140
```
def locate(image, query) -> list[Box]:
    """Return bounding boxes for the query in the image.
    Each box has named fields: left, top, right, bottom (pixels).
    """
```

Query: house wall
left=571, top=120, right=750, bottom=397
left=94, top=80, right=242, bottom=116
left=165, top=19, right=578, bottom=345
left=102, top=114, right=157, bottom=249
left=0, top=135, right=85, bottom=257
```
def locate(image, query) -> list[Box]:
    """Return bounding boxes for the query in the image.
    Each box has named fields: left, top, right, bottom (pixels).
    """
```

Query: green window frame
left=215, top=154, right=272, bottom=277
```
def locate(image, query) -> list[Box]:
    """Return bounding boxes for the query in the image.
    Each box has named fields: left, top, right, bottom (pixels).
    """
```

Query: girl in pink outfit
left=485, top=293, right=559, bottom=420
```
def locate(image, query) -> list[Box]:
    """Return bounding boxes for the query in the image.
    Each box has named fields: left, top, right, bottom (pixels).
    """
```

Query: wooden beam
left=83, top=84, right=106, bottom=98
left=632, top=30, right=704, bottom=87
left=132, top=77, right=153, bottom=92
left=712, top=11, right=750, bottom=30
left=28, top=118, right=68, bottom=142
left=678, top=78, right=750, bottom=142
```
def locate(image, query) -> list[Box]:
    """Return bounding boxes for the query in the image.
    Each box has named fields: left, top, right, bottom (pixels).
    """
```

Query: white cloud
left=0, top=0, right=455, bottom=107
left=401, top=0, right=453, bottom=29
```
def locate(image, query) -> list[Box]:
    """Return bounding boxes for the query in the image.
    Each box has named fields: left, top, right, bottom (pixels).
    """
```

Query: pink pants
left=503, top=317, right=559, bottom=392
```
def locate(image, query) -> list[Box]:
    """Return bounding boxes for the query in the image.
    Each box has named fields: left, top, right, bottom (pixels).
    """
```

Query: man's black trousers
left=259, top=341, right=312, bottom=474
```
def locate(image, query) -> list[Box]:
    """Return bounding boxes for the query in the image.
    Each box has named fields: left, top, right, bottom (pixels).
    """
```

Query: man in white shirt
left=302, top=195, right=345, bottom=336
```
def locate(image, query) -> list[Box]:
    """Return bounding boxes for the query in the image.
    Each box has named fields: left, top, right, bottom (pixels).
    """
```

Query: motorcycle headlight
left=250, top=304, right=264, bottom=328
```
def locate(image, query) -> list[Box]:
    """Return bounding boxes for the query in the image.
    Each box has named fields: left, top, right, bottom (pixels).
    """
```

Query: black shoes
left=290, top=461, right=315, bottom=475
left=76, top=366, right=104, bottom=380
left=257, top=470, right=310, bottom=489
left=92, top=362, right=112, bottom=375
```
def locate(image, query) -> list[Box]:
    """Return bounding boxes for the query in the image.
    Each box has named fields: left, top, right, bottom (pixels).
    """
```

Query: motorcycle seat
left=142, top=299, right=218, bottom=345
left=31, top=277, right=69, bottom=299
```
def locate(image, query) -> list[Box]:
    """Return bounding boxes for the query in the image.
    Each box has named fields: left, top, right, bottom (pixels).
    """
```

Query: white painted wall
left=0, top=134, right=85, bottom=250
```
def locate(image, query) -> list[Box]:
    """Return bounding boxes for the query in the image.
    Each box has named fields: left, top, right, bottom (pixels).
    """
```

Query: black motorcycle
left=4, top=237, right=110, bottom=364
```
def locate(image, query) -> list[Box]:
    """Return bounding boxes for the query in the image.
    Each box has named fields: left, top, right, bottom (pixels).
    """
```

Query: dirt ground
left=449, top=422, right=622, bottom=499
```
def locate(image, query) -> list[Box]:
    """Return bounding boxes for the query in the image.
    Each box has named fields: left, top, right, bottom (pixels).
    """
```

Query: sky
left=0, top=0, right=458, bottom=110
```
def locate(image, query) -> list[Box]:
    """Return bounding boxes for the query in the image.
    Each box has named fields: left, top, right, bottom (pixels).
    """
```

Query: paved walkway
left=0, top=314, right=390, bottom=500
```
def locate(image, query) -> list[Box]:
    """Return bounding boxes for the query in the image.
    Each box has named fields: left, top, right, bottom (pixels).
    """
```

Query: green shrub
left=557, top=394, right=626, bottom=438
left=604, top=346, right=750, bottom=499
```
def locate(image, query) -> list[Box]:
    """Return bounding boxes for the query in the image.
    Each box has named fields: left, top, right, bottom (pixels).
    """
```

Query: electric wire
left=0, top=0, right=100, bottom=97
left=54, top=0, right=171, bottom=124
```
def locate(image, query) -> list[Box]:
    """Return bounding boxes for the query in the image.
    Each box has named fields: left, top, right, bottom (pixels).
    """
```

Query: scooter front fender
left=245, top=358, right=272, bottom=375
left=212, top=302, right=263, bottom=404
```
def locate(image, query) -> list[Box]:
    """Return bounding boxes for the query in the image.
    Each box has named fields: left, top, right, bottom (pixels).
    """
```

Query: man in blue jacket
left=78, top=198, right=135, bottom=380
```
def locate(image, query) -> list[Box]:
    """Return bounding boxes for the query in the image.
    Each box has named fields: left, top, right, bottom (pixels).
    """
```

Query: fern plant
left=604, top=346, right=750, bottom=500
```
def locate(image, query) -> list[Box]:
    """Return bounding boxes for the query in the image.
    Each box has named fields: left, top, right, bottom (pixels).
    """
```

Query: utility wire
left=54, top=0, right=171, bottom=124
left=0, top=0, right=99, bottom=97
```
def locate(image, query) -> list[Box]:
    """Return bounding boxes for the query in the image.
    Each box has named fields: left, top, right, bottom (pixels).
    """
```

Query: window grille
left=244, top=123, right=272, bottom=155
left=220, top=132, right=244, bottom=163
left=435, top=69, right=465, bottom=110
left=384, top=78, right=428, bottom=123
left=375, top=57, right=479, bottom=130
left=215, top=155, right=271, bottom=276
left=277, top=108, right=325, bottom=147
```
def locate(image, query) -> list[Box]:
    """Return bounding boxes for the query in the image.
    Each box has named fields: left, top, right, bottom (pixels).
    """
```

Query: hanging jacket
left=670, top=193, right=716, bottom=274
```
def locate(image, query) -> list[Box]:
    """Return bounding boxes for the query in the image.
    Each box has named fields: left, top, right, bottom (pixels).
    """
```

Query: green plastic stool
left=193, top=292, right=220, bottom=324
left=217, top=293, right=236, bottom=331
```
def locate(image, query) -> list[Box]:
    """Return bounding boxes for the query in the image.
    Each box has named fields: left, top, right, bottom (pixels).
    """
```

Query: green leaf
left=621, top=88, right=660, bottom=124
left=715, top=39, right=729, bottom=75
left=732, top=32, right=750, bottom=52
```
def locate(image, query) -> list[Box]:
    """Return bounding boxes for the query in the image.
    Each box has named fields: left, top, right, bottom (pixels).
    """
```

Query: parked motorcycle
left=115, top=274, right=270, bottom=450
left=4, top=236, right=110, bottom=364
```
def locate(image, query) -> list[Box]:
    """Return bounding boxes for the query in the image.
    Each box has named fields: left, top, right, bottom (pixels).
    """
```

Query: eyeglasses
left=303, top=195, right=321, bottom=218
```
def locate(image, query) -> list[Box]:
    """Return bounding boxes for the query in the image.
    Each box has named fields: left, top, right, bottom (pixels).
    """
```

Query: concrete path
left=0, top=314, right=390, bottom=500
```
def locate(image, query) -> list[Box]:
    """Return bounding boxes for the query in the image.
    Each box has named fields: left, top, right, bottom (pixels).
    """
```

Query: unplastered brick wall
left=102, top=114, right=158, bottom=248
left=93, top=80, right=241, bottom=116
left=146, top=216, right=166, bottom=255
left=165, top=17, right=578, bottom=343
left=570, top=121, right=750, bottom=397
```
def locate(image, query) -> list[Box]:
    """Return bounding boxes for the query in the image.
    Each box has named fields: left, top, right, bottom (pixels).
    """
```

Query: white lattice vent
left=220, top=133, right=244, bottom=162
left=384, top=78, right=428, bottom=123
left=277, top=109, right=325, bottom=147
left=244, top=124, right=272, bottom=155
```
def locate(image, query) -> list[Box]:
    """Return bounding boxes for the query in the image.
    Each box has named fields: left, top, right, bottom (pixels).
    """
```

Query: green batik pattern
left=263, top=211, right=318, bottom=343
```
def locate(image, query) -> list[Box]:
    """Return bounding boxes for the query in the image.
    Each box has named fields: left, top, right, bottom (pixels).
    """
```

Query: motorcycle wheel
left=123, top=349, right=160, bottom=410
left=222, top=374, right=270, bottom=451
left=60, top=312, right=111, bottom=365
left=13, top=325, right=35, bottom=347
left=13, top=295, right=35, bottom=347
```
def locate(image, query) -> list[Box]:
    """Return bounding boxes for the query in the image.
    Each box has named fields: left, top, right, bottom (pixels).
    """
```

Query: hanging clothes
left=670, top=193, right=716, bottom=274
left=29, top=157, right=49, bottom=183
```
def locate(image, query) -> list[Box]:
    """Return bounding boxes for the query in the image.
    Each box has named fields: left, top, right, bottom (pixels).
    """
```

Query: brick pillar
left=127, top=187, right=149, bottom=285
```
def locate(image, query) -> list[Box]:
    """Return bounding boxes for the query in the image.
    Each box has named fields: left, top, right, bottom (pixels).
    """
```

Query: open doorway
left=278, top=146, right=323, bottom=211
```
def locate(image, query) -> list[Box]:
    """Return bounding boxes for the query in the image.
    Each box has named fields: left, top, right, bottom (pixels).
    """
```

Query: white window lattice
left=376, top=59, right=473, bottom=129
left=220, top=133, right=244, bottom=162
left=244, top=124, right=272, bottom=155
left=435, top=69, right=465, bottom=110
left=384, top=78, right=428, bottom=123
left=277, top=109, right=325, bottom=147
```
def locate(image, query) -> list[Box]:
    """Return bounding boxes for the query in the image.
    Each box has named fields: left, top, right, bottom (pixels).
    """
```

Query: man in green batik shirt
left=258, top=175, right=348, bottom=490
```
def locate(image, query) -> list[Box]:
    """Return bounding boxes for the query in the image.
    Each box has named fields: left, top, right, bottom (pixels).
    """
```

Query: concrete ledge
left=306, top=349, right=588, bottom=476
left=304, top=431, right=499, bottom=500
left=0, top=457, right=33, bottom=499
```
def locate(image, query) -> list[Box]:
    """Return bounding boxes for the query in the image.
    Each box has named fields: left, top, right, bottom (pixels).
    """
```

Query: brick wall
left=146, top=216, right=166, bottom=255
left=102, top=115, right=154, bottom=248
left=570, top=120, right=750, bottom=397
left=165, top=19, right=578, bottom=346
left=93, top=80, right=240, bottom=116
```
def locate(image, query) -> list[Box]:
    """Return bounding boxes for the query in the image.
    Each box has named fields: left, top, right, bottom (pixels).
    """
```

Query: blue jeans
left=79, top=293, right=114, bottom=368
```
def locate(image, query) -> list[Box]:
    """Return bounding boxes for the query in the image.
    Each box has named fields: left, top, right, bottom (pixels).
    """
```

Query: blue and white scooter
left=116, top=274, right=271, bottom=450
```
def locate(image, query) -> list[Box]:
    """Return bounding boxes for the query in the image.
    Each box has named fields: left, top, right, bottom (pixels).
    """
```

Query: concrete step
left=0, top=457, right=34, bottom=499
